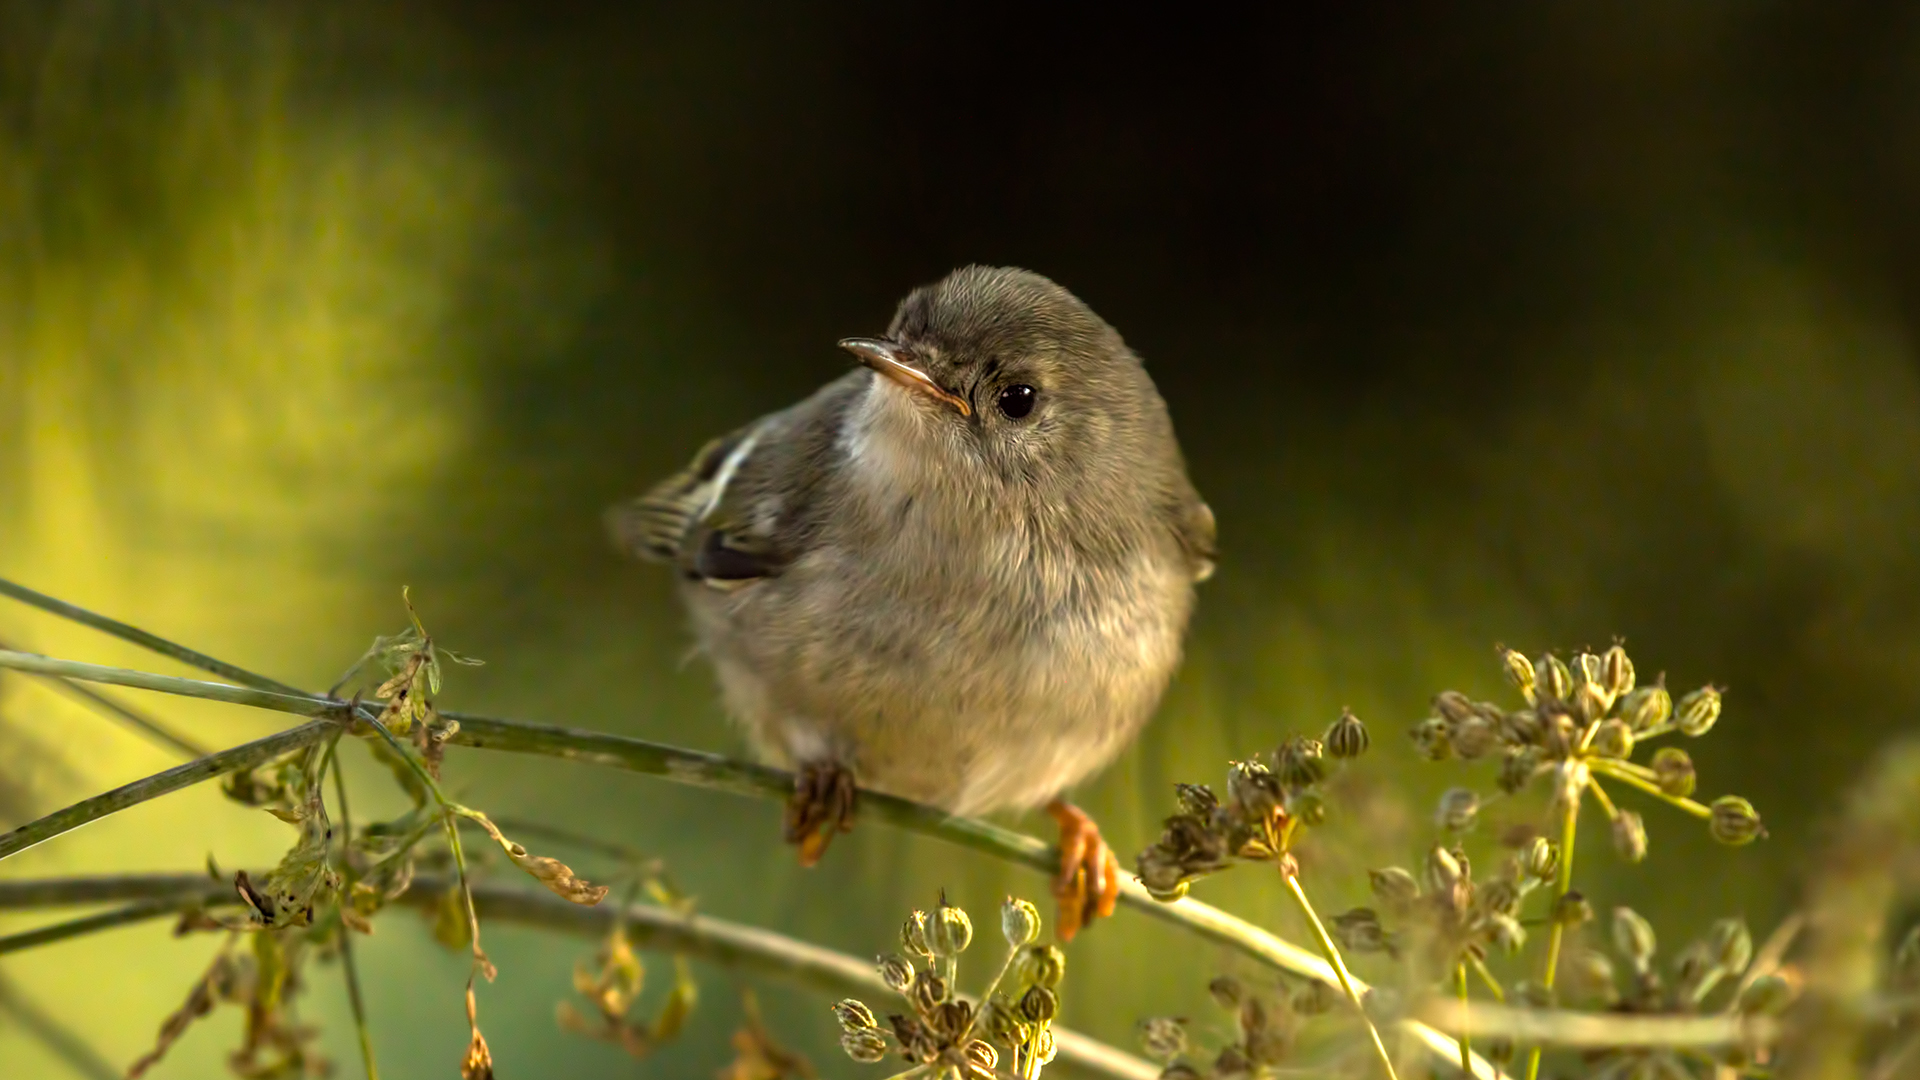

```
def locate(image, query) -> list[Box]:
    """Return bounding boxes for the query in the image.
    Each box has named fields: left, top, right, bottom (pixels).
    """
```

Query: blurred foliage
left=5, top=1, right=1920, bottom=1076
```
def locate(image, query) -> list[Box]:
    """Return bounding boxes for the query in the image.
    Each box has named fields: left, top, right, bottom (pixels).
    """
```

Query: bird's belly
left=688, top=549, right=1194, bottom=816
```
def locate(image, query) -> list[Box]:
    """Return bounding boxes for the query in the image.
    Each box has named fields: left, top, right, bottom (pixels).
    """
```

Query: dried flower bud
left=1001, top=897, right=1041, bottom=948
left=1368, top=867, right=1421, bottom=910
left=1436, top=787, right=1480, bottom=831
left=1434, top=690, right=1476, bottom=725
left=1499, top=748, right=1544, bottom=794
left=1426, top=845, right=1465, bottom=892
left=1620, top=682, right=1672, bottom=732
left=1486, top=912, right=1527, bottom=954
left=1522, top=837, right=1560, bottom=881
left=1018, top=944, right=1066, bottom=989
left=1137, top=1017, right=1188, bottom=1063
left=877, top=953, right=916, bottom=993
left=1590, top=718, right=1635, bottom=760
left=1500, top=647, right=1537, bottom=702
left=1538, top=654, right=1573, bottom=703
left=1410, top=716, right=1453, bottom=761
left=931, top=895, right=973, bottom=957
left=964, top=1039, right=999, bottom=1073
left=1677, top=686, right=1722, bottom=737
left=1602, top=644, right=1635, bottom=699
left=1292, top=980, right=1336, bottom=1016
left=1207, top=975, right=1245, bottom=1010
left=1552, top=891, right=1595, bottom=927
left=902, top=909, right=933, bottom=958
left=1709, top=796, right=1764, bottom=846
left=1737, top=973, right=1798, bottom=1016
left=1326, top=709, right=1370, bottom=758
left=1276, top=737, right=1327, bottom=789
left=910, top=971, right=950, bottom=1013
left=1018, top=985, right=1058, bottom=1024
left=1331, top=908, right=1391, bottom=954
left=1569, top=950, right=1619, bottom=1006
left=841, top=1028, right=888, bottom=1063
left=1610, top=810, right=1648, bottom=863
left=1287, top=790, right=1327, bottom=827
left=1612, top=907, right=1657, bottom=972
left=1174, top=783, right=1218, bottom=816
left=1651, top=747, right=1696, bottom=797
left=833, top=999, right=878, bottom=1033
left=1708, top=918, right=1753, bottom=975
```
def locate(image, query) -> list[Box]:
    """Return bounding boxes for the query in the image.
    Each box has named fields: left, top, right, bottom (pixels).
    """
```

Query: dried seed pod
left=1522, top=837, right=1560, bottom=881
left=981, top=995, right=1027, bottom=1045
left=1590, top=718, right=1634, bottom=760
left=840, top=1028, right=888, bottom=1063
left=902, top=909, right=933, bottom=958
left=1287, top=790, right=1327, bottom=827
left=1611, top=810, right=1648, bottom=864
left=1227, top=760, right=1284, bottom=816
left=1677, top=686, right=1723, bottom=737
left=1001, top=897, right=1041, bottom=948
left=930, top=894, right=973, bottom=957
left=1500, top=647, right=1537, bottom=703
left=1709, top=796, right=1764, bottom=846
left=1292, top=979, right=1336, bottom=1016
left=1137, top=1017, right=1189, bottom=1062
left=1478, top=879, right=1522, bottom=918
left=1569, top=950, right=1620, bottom=1006
left=1435, top=787, right=1481, bottom=831
left=1499, top=748, right=1544, bottom=794
left=1426, top=845, right=1465, bottom=892
left=1485, top=912, right=1527, bottom=954
left=1158, top=1064, right=1204, bottom=1080
left=1275, top=737, right=1327, bottom=789
left=1620, top=681, right=1672, bottom=732
left=1410, top=716, right=1454, bottom=761
left=1651, top=747, right=1696, bottom=797
left=1174, top=783, right=1219, bottom=816
left=1708, top=918, right=1753, bottom=975
left=1571, top=681, right=1613, bottom=725
left=1451, top=716, right=1498, bottom=760
left=963, top=1039, right=999, bottom=1074
left=1552, top=891, right=1595, bottom=927
left=876, top=953, right=916, bottom=993
left=1736, top=973, right=1798, bottom=1016
left=1208, top=975, right=1246, bottom=1010
left=1018, top=985, right=1058, bottom=1024
left=1602, top=644, right=1635, bottom=699
left=1612, top=907, right=1658, bottom=972
left=1368, top=867, right=1421, bottom=910
left=909, top=971, right=950, bottom=1013
left=1538, top=654, right=1573, bottom=703
left=1326, top=709, right=1370, bottom=759
left=1574, top=651, right=1604, bottom=691
left=1434, top=690, right=1476, bottom=725
left=1330, top=908, right=1390, bottom=954
left=832, top=999, right=878, bottom=1033
left=1017, top=944, right=1066, bottom=989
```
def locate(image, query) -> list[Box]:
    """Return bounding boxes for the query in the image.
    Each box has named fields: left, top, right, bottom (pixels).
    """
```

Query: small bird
left=610, top=266, right=1213, bottom=939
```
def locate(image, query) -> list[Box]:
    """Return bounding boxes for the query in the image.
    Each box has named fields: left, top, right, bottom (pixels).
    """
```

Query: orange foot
left=1047, top=800, right=1121, bottom=942
left=783, top=761, right=857, bottom=867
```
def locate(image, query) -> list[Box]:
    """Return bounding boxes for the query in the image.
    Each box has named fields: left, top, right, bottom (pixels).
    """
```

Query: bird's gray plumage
left=612, top=266, right=1213, bottom=816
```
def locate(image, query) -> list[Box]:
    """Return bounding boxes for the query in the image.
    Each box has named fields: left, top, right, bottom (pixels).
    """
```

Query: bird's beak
left=838, top=337, right=971, bottom=417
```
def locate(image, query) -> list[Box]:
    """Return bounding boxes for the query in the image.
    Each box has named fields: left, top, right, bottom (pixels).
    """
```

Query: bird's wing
left=608, top=372, right=863, bottom=586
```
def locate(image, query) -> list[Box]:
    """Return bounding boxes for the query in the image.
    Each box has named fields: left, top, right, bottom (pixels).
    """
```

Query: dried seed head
left=1436, top=787, right=1481, bottom=832
left=1651, top=747, right=1697, bottom=798
left=1410, top=716, right=1454, bottom=761
left=1330, top=908, right=1391, bottom=954
left=1137, top=1017, right=1189, bottom=1063
left=963, top=1039, right=999, bottom=1073
left=1709, top=796, right=1764, bottom=846
left=1590, top=718, right=1635, bottom=760
left=1602, top=644, right=1636, bottom=699
left=1368, top=867, right=1421, bottom=910
left=1485, top=912, right=1527, bottom=954
left=841, top=1028, right=888, bottom=1063
left=1708, top=918, right=1753, bottom=975
left=1276, top=737, right=1327, bottom=789
left=910, top=971, right=950, bottom=1013
left=1326, top=709, right=1370, bottom=759
left=1737, top=973, right=1798, bottom=1016
left=1552, top=891, right=1595, bottom=927
left=876, top=953, right=916, bottom=994
left=1620, top=681, right=1672, bottom=733
left=1610, top=810, right=1648, bottom=864
left=1538, top=654, right=1574, bottom=703
left=1017, top=944, right=1066, bottom=989
left=1499, top=647, right=1537, bottom=702
left=1227, top=760, right=1284, bottom=816
left=833, top=999, right=878, bottom=1033
left=1522, top=837, right=1560, bottom=881
left=1207, top=975, right=1245, bottom=1010
left=1174, top=783, right=1219, bottom=816
left=1018, top=985, right=1059, bottom=1024
left=1499, top=748, right=1544, bottom=794
left=981, top=996, right=1026, bottom=1045
left=1158, top=1064, right=1205, bottom=1080
left=1612, top=907, right=1658, bottom=972
left=902, top=909, right=933, bottom=958
left=1569, top=950, right=1620, bottom=1006
left=930, top=894, right=973, bottom=957
left=1001, top=897, right=1041, bottom=948
left=1677, top=686, right=1723, bottom=737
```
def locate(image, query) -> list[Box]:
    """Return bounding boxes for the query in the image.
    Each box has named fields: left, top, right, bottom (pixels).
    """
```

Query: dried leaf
left=128, top=945, right=238, bottom=1077
left=462, top=810, right=610, bottom=905
left=717, top=990, right=816, bottom=1080
left=461, top=984, right=495, bottom=1080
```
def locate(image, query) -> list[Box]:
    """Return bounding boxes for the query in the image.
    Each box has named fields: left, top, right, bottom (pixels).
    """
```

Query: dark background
left=4, top=3, right=1920, bottom=1076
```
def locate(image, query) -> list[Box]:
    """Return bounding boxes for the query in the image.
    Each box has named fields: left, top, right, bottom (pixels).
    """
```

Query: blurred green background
left=4, top=2, right=1920, bottom=1076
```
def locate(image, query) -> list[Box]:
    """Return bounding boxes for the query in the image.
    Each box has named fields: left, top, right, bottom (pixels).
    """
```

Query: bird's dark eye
left=997, top=384, right=1037, bottom=419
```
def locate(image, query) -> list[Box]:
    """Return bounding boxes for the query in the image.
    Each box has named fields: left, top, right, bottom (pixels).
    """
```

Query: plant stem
left=0, top=873, right=1157, bottom=1080
left=1585, top=759, right=1713, bottom=819
left=1282, top=870, right=1400, bottom=1080
left=1457, top=963, right=1472, bottom=1075
left=0, top=636, right=209, bottom=757
left=0, top=898, right=187, bottom=956
left=1525, top=771, right=1583, bottom=1080
left=326, top=740, right=381, bottom=1080
left=0, top=645, right=1490, bottom=1076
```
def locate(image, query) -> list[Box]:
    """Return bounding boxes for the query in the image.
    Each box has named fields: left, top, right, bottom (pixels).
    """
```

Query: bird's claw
left=785, top=761, right=857, bottom=867
left=1047, top=800, right=1121, bottom=942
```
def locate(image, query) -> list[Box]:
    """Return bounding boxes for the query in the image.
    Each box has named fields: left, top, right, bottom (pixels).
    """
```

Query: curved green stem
left=1586, top=759, right=1713, bottom=819
left=1525, top=776, right=1583, bottom=1080
left=1282, top=871, right=1400, bottom=1080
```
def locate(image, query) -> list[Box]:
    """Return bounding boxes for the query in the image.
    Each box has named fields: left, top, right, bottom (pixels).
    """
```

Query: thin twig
left=326, top=739, right=381, bottom=1080
left=0, top=643, right=1492, bottom=1076
left=1281, top=871, right=1401, bottom=1080
left=0, top=970, right=121, bottom=1080
left=0, top=637, right=209, bottom=757
left=1526, top=767, right=1583, bottom=1080
left=0, top=872, right=1157, bottom=1080
left=0, top=898, right=188, bottom=957
left=1419, top=999, right=1777, bottom=1048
